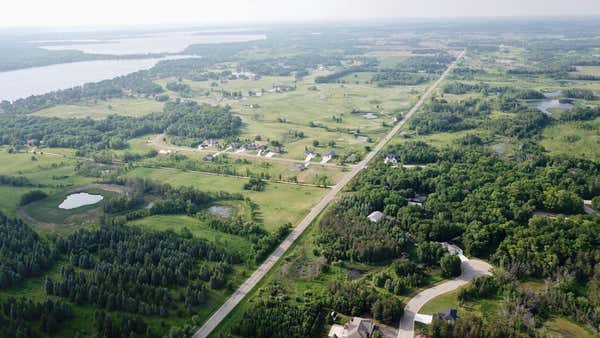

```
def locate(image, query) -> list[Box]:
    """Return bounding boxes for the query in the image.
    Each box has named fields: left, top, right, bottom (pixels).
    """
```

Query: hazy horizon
left=2, top=0, right=600, bottom=29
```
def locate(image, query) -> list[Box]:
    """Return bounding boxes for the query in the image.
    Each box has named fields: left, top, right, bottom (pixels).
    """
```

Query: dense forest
left=0, top=213, right=57, bottom=289
left=315, top=141, right=599, bottom=336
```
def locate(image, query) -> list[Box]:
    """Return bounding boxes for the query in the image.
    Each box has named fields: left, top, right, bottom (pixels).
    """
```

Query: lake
left=40, top=31, right=266, bottom=55
left=208, top=205, right=232, bottom=218
left=534, top=99, right=574, bottom=116
left=0, top=31, right=266, bottom=102
left=0, top=56, right=187, bottom=102
left=59, top=192, right=104, bottom=210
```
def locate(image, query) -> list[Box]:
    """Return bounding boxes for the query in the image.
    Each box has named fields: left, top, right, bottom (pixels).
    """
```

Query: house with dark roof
left=242, top=143, right=258, bottom=151
left=323, top=150, right=337, bottom=158
left=328, top=317, right=374, bottom=338
left=433, top=308, right=458, bottom=322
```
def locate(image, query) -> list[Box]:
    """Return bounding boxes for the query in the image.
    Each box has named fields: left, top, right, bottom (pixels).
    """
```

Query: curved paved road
left=192, top=50, right=465, bottom=338
left=396, top=258, right=492, bottom=338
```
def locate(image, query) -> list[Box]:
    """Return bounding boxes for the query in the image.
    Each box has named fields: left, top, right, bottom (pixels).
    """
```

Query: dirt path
left=192, top=50, right=465, bottom=338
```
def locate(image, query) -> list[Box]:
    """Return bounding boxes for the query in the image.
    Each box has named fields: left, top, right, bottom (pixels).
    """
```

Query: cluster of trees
left=317, top=201, right=412, bottom=263
left=92, top=311, right=153, bottom=338
left=394, top=53, right=455, bottom=73
left=493, top=216, right=598, bottom=280
left=558, top=106, right=600, bottom=122
left=563, top=88, right=597, bottom=100
left=409, top=97, right=491, bottom=134
left=372, top=71, right=430, bottom=86
left=103, top=177, right=241, bottom=224
left=0, top=101, right=241, bottom=151
left=243, top=178, right=266, bottom=191
left=344, top=145, right=597, bottom=260
left=314, top=64, right=377, bottom=84
left=163, top=101, right=242, bottom=144
left=410, top=96, right=551, bottom=138
left=0, top=175, right=36, bottom=187
left=19, top=190, right=48, bottom=206
left=166, top=81, right=193, bottom=97
left=47, top=225, right=235, bottom=317
left=436, top=262, right=599, bottom=337
left=326, top=281, right=403, bottom=325
left=385, top=141, right=439, bottom=164
left=443, top=82, right=546, bottom=99
left=372, top=259, right=428, bottom=296
left=232, top=300, right=324, bottom=338
left=0, top=213, right=57, bottom=289
left=102, top=194, right=144, bottom=214
left=198, top=211, right=291, bottom=263
left=0, top=298, right=74, bottom=337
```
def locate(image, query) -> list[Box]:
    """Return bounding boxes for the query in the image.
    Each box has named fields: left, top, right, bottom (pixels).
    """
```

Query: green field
left=129, top=214, right=255, bottom=260
left=540, top=117, right=600, bottom=161
left=34, top=98, right=165, bottom=119
left=125, top=167, right=329, bottom=232
left=541, top=317, right=596, bottom=338
left=157, top=71, right=424, bottom=162
left=21, top=186, right=118, bottom=226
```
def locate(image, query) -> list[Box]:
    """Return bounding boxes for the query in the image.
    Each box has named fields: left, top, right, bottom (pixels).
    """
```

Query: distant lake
left=39, top=31, right=266, bottom=55
left=59, top=192, right=104, bottom=210
left=534, top=99, right=574, bottom=116
left=0, top=56, right=186, bottom=102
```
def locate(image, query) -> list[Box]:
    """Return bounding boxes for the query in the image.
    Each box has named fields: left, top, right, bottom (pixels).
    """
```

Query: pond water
left=59, top=192, right=104, bottom=210
left=0, top=56, right=188, bottom=102
left=543, top=90, right=562, bottom=98
left=534, top=99, right=574, bottom=116
left=40, top=31, right=266, bottom=55
left=208, top=205, right=232, bottom=218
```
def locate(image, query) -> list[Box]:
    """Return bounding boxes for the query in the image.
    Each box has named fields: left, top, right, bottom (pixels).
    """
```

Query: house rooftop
left=328, top=317, right=374, bottom=338
left=434, top=308, right=458, bottom=321
left=367, top=211, right=384, bottom=223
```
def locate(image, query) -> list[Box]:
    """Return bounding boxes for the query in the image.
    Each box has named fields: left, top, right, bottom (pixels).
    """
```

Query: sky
left=1, top=0, right=600, bottom=29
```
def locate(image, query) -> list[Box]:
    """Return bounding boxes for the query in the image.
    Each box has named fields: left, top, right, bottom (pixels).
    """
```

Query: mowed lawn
left=33, top=98, right=165, bottom=119
left=125, top=167, right=329, bottom=232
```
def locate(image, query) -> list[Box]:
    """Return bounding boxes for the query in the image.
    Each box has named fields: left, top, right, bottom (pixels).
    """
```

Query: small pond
left=208, top=205, right=232, bottom=218
left=543, top=90, right=562, bottom=98
left=534, top=99, right=574, bottom=116
left=59, top=192, right=104, bottom=210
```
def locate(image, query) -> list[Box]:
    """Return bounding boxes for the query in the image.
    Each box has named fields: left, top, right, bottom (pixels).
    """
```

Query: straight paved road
left=192, top=50, right=465, bottom=338
left=396, top=259, right=491, bottom=338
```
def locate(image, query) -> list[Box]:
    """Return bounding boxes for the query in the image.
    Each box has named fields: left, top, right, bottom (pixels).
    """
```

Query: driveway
left=396, top=258, right=492, bottom=338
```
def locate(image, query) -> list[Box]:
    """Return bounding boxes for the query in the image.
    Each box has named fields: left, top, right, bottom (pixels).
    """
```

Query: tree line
left=0, top=100, right=241, bottom=152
